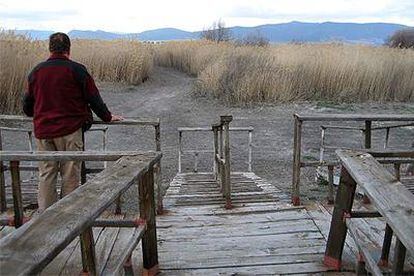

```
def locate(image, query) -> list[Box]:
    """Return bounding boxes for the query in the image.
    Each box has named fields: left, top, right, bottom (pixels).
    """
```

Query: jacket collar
left=48, top=53, right=69, bottom=60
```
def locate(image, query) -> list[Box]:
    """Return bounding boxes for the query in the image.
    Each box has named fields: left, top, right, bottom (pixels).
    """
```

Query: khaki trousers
left=36, top=128, right=83, bottom=211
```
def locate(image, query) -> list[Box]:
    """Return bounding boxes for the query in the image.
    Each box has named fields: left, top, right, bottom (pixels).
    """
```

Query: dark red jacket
left=23, top=54, right=112, bottom=139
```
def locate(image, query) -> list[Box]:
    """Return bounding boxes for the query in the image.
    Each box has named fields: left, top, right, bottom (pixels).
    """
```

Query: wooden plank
left=0, top=150, right=160, bottom=162
left=158, top=236, right=325, bottom=255
left=160, top=252, right=325, bottom=270
left=295, top=113, right=414, bottom=122
left=157, top=219, right=318, bottom=239
left=94, top=215, right=123, bottom=275
left=102, top=225, right=146, bottom=275
left=0, top=154, right=161, bottom=275
left=157, top=209, right=311, bottom=228
left=58, top=227, right=104, bottom=275
left=0, top=115, right=160, bottom=126
left=41, top=238, right=80, bottom=275
left=345, top=218, right=383, bottom=276
left=178, top=126, right=253, bottom=132
left=0, top=226, right=14, bottom=240
left=337, top=150, right=414, bottom=254
left=160, top=261, right=333, bottom=275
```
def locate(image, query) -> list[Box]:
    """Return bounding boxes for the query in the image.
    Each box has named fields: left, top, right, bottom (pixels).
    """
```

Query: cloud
left=224, top=0, right=413, bottom=26
left=0, top=9, right=78, bottom=21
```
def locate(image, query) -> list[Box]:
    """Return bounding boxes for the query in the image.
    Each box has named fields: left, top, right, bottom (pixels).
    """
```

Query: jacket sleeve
left=23, top=80, right=35, bottom=117
left=83, top=73, right=112, bottom=122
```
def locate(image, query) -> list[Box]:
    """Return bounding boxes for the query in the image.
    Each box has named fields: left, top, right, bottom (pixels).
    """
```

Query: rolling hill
left=11, top=21, right=411, bottom=44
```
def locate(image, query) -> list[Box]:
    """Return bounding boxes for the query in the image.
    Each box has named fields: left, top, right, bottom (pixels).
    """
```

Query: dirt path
left=97, top=67, right=414, bottom=203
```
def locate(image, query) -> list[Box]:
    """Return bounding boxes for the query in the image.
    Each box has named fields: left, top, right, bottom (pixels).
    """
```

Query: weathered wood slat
left=160, top=252, right=325, bottom=270
left=296, top=113, right=414, bottom=121
left=337, top=150, right=414, bottom=254
left=345, top=218, right=383, bottom=276
left=0, top=153, right=161, bottom=275
left=101, top=225, right=146, bottom=275
left=0, top=150, right=160, bottom=161
left=178, top=126, right=253, bottom=132
left=160, top=261, right=333, bottom=275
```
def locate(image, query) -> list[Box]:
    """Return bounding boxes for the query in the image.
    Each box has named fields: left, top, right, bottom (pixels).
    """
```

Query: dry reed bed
left=0, top=32, right=153, bottom=114
left=155, top=41, right=414, bottom=104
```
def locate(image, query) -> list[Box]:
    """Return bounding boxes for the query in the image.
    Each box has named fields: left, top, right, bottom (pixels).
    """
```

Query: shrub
left=155, top=41, right=414, bottom=104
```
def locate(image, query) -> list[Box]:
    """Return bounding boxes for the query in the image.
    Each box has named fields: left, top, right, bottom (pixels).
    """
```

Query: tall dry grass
left=155, top=41, right=414, bottom=104
left=0, top=31, right=153, bottom=114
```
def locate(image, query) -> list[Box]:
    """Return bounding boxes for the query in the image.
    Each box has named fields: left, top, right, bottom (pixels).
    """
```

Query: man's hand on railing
left=111, top=114, right=124, bottom=122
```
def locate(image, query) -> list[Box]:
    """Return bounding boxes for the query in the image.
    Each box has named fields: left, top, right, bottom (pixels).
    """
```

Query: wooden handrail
left=0, top=153, right=161, bottom=275
left=178, top=121, right=253, bottom=174
left=0, top=114, right=164, bottom=214
left=0, top=115, right=160, bottom=126
left=337, top=150, right=414, bottom=253
left=0, top=150, right=160, bottom=161
left=294, top=113, right=414, bottom=121
left=291, top=113, right=414, bottom=206
left=324, top=150, right=414, bottom=274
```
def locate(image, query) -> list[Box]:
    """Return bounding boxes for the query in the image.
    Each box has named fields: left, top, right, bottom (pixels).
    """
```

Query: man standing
left=23, top=32, right=122, bottom=212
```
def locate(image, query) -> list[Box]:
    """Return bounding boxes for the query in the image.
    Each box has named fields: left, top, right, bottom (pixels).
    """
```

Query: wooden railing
left=177, top=125, right=253, bottom=173
left=292, top=113, right=414, bottom=206
left=324, top=150, right=414, bottom=275
left=0, top=151, right=161, bottom=275
left=0, top=115, right=164, bottom=214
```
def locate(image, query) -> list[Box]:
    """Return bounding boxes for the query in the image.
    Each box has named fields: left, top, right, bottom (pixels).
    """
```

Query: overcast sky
left=1, top=0, right=413, bottom=32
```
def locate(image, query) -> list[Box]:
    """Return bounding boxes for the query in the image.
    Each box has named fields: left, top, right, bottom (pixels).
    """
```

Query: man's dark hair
left=49, top=32, right=71, bottom=53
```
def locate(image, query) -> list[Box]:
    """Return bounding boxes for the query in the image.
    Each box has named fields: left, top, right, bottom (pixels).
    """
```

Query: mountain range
left=13, top=21, right=412, bottom=45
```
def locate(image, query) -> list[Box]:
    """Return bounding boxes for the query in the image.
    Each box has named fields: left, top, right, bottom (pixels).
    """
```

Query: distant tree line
left=387, top=28, right=414, bottom=49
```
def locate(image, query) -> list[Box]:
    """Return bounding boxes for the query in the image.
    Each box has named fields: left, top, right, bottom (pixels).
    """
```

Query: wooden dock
left=156, top=172, right=354, bottom=275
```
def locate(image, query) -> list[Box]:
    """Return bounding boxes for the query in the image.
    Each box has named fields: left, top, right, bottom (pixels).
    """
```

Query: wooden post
left=0, top=128, right=6, bottom=212
left=213, top=127, right=219, bottom=180
left=80, top=229, right=96, bottom=275
left=327, top=165, right=334, bottom=205
left=324, top=166, right=357, bottom=270
left=356, top=253, right=367, bottom=275
left=178, top=131, right=182, bottom=173
left=154, top=124, right=163, bottom=215
left=379, top=224, right=393, bottom=267
left=79, top=135, right=97, bottom=275
left=221, top=115, right=233, bottom=209
left=248, top=130, right=253, bottom=172
left=362, top=120, right=372, bottom=204
left=394, top=163, right=401, bottom=181
left=392, top=238, right=406, bottom=275
left=123, top=254, right=134, bottom=276
left=384, top=127, right=390, bottom=148
left=212, top=126, right=218, bottom=175
left=292, top=114, right=302, bottom=206
left=10, top=161, right=24, bottom=228
left=194, top=152, right=198, bottom=173
left=364, top=120, right=372, bottom=149
left=139, top=167, right=159, bottom=275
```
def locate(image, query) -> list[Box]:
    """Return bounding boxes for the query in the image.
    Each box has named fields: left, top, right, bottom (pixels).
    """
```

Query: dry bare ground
left=2, top=67, right=413, bottom=207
